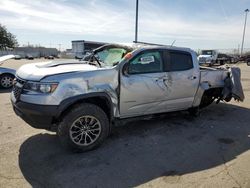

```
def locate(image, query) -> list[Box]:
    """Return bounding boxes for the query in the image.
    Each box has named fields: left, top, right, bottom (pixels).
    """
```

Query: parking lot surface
left=0, top=60, right=250, bottom=188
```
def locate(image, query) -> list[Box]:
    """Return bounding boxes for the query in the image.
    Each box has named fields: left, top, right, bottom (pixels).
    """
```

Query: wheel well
left=199, top=87, right=223, bottom=108
left=0, top=73, right=15, bottom=78
left=203, top=87, right=222, bottom=98
left=56, top=96, right=112, bottom=123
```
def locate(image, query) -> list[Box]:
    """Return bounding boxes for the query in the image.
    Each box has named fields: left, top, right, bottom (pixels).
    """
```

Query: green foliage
left=0, top=24, right=18, bottom=50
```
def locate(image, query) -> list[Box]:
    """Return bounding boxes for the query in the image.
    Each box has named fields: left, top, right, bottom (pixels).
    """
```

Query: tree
left=0, top=24, right=18, bottom=50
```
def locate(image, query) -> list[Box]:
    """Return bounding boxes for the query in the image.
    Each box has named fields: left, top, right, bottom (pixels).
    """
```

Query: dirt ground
left=0, top=59, right=250, bottom=188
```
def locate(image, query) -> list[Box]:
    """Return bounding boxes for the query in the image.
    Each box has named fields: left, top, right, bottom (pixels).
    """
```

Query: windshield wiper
left=86, top=53, right=102, bottom=67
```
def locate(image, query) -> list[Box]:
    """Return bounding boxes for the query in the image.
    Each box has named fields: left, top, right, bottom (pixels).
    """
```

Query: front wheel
left=0, top=74, right=15, bottom=89
left=57, top=103, right=110, bottom=152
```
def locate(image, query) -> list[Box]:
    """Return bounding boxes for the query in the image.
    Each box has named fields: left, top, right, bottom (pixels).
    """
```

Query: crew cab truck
left=11, top=44, right=238, bottom=152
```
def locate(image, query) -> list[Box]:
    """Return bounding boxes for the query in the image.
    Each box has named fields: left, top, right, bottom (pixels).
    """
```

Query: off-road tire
left=57, top=103, right=110, bottom=152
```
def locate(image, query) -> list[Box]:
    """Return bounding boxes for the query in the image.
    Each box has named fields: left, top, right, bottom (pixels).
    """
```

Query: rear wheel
left=199, top=94, right=215, bottom=108
left=0, top=74, right=15, bottom=89
left=57, top=103, right=110, bottom=152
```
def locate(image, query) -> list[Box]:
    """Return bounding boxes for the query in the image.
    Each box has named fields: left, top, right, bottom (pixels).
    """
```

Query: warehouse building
left=72, top=40, right=107, bottom=58
left=15, top=47, right=59, bottom=58
left=0, top=47, right=59, bottom=58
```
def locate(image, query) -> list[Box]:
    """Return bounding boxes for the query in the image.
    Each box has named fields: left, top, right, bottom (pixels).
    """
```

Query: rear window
left=169, top=52, right=193, bottom=71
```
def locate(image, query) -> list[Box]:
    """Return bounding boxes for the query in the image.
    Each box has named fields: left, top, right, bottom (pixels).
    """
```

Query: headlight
left=23, top=82, right=58, bottom=93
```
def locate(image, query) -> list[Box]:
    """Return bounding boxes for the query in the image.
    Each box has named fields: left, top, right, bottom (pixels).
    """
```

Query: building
left=72, top=40, right=107, bottom=58
left=14, top=47, right=59, bottom=58
left=0, top=47, right=59, bottom=58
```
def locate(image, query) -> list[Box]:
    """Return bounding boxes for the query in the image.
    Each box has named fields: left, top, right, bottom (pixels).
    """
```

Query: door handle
left=155, top=78, right=167, bottom=82
left=188, top=76, right=197, bottom=80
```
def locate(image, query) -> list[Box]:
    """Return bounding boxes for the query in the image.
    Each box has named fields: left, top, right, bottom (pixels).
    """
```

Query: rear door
left=162, top=50, right=199, bottom=110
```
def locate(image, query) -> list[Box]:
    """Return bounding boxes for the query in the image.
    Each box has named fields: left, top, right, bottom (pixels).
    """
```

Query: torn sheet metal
left=222, top=67, right=245, bottom=102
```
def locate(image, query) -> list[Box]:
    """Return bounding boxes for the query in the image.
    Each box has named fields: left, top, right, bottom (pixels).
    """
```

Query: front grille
left=13, top=77, right=26, bottom=100
left=16, top=77, right=26, bottom=85
left=199, top=57, right=206, bottom=62
left=13, top=85, right=22, bottom=100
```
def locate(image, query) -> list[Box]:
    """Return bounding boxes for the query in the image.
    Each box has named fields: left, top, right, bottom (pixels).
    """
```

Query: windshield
left=96, top=48, right=127, bottom=66
left=201, top=50, right=214, bottom=55
left=81, top=44, right=133, bottom=67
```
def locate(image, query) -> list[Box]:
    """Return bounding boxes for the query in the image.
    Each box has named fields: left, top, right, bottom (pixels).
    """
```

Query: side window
left=169, top=52, right=193, bottom=71
left=128, top=51, right=163, bottom=74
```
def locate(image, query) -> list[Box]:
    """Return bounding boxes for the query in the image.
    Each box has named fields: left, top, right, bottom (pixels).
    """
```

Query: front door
left=119, top=50, right=169, bottom=118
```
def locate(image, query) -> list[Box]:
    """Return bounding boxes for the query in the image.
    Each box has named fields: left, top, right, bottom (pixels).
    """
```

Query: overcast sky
left=0, top=0, right=249, bottom=51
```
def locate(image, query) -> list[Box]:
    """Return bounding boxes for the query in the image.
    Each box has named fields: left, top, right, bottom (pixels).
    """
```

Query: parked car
left=14, top=55, right=22, bottom=60
left=11, top=44, right=243, bottom=152
left=45, top=55, right=55, bottom=59
left=239, top=55, right=250, bottom=65
left=26, top=54, right=34, bottom=60
left=75, top=55, right=84, bottom=59
left=0, top=55, right=16, bottom=89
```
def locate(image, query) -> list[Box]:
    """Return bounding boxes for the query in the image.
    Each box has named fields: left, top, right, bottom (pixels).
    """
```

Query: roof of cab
left=131, top=43, right=194, bottom=54
left=94, top=42, right=194, bottom=54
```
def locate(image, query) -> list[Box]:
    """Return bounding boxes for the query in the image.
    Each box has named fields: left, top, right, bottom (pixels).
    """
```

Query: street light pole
left=241, top=9, right=249, bottom=56
left=135, top=0, right=139, bottom=43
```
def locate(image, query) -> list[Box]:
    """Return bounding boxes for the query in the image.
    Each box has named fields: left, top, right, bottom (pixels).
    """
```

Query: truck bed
left=200, top=66, right=228, bottom=88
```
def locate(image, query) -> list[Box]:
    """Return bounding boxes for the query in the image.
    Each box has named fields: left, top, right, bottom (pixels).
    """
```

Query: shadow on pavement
left=0, top=88, right=12, bottom=93
left=19, top=103, right=250, bottom=187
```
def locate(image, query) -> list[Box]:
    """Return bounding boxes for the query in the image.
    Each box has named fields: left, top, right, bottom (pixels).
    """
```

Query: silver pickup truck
left=11, top=44, right=242, bottom=152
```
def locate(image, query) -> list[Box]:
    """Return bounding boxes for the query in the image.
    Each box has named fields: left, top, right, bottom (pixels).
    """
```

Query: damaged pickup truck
left=11, top=44, right=244, bottom=152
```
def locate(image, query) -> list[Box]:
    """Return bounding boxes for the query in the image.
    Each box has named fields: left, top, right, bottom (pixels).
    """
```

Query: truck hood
left=16, top=60, right=99, bottom=81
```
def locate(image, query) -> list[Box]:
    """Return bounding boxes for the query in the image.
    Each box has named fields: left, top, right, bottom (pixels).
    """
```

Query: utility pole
left=135, top=0, right=139, bottom=43
left=58, top=44, right=62, bottom=52
left=241, top=9, right=249, bottom=56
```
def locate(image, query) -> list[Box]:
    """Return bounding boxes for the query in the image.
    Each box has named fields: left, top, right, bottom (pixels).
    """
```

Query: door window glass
left=129, top=51, right=163, bottom=74
left=169, top=52, right=193, bottom=71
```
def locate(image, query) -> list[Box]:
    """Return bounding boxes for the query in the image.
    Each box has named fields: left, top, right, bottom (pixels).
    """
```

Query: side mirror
left=122, top=63, right=129, bottom=76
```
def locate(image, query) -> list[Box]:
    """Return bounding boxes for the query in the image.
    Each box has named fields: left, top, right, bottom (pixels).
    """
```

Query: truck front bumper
left=12, top=100, right=58, bottom=130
